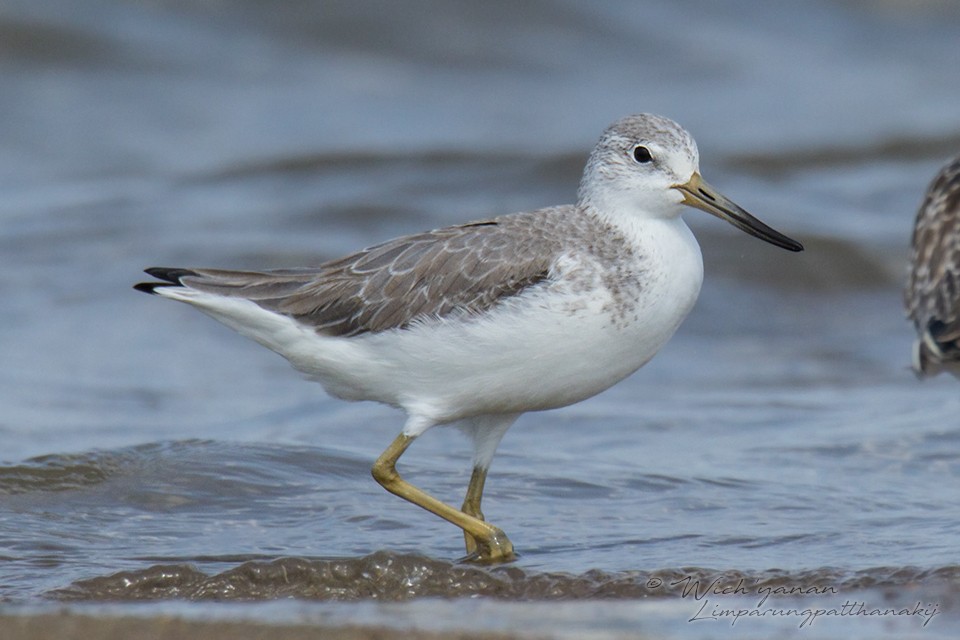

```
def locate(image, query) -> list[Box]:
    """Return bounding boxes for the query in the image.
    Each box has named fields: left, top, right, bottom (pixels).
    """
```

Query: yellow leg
left=461, top=466, right=487, bottom=556
left=371, top=433, right=515, bottom=563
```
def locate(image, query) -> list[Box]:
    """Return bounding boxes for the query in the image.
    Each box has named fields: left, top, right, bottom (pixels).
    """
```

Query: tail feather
left=914, top=325, right=960, bottom=378
left=133, top=267, right=199, bottom=294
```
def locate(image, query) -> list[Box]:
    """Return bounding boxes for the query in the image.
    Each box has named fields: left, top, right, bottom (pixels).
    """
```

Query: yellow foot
left=458, top=527, right=516, bottom=564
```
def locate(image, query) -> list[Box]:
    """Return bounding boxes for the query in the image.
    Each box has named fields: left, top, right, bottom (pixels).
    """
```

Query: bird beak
left=673, top=173, right=803, bottom=252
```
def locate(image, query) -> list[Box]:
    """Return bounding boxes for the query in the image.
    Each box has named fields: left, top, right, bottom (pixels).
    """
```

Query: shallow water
left=3, top=0, right=960, bottom=637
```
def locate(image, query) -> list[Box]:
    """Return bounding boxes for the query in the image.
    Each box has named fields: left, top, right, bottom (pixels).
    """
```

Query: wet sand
left=0, top=612, right=542, bottom=640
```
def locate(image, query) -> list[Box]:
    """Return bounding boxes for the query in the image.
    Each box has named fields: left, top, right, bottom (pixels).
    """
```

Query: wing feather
left=175, top=207, right=571, bottom=337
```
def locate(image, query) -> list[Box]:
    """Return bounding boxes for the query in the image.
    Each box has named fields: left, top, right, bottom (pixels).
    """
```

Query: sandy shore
left=0, top=612, right=537, bottom=640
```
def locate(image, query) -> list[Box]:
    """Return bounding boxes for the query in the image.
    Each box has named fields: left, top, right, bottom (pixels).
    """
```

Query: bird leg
left=371, top=433, right=515, bottom=563
left=460, top=465, right=488, bottom=556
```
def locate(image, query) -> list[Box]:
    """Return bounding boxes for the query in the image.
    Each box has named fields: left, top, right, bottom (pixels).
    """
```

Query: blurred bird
left=906, top=155, right=960, bottom=378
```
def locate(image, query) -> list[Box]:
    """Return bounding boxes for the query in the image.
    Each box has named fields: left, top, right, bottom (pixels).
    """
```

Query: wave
left=50, top=550, right=960, bottom=602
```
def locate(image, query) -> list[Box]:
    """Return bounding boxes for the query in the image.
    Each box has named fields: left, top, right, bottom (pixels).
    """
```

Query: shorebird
left=135, top=114, right=803, bottom=562
left=906, top=155, right=960, bottom=378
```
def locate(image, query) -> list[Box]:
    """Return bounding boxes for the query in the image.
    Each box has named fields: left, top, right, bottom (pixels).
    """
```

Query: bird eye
left=632, top=145, right=653, bottom=164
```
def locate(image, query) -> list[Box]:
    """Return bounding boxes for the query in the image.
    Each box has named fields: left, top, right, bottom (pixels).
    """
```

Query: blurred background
left=5, top=0, right=960, bottom=457
left=2, top=0, right=960, bottom=636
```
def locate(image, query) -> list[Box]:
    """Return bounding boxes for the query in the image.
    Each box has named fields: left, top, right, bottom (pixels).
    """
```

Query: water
left=3, top=1, right=960, bottom=637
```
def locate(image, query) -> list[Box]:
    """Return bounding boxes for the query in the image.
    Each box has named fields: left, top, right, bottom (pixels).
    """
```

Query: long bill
left=673, top=173, right=804, bottom=252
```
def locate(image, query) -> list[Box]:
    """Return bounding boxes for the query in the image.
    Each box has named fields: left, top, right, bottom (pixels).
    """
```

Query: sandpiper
left=136, top=114, right=803, bottom=562
left=906, top=155, right=960, bottom=377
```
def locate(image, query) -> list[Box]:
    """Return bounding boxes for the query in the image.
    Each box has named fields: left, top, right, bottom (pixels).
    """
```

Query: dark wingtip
left=144, top=267, right=198, bottom=283
left=133, top=282, right=163, bottom=294
left=134, top=267, right=198, bottom=294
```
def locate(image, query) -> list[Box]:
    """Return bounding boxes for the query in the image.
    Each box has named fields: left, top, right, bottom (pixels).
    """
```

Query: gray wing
left=157, top=207, right=571, bottom=337
left=906, top=156, right=960, bottom=367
